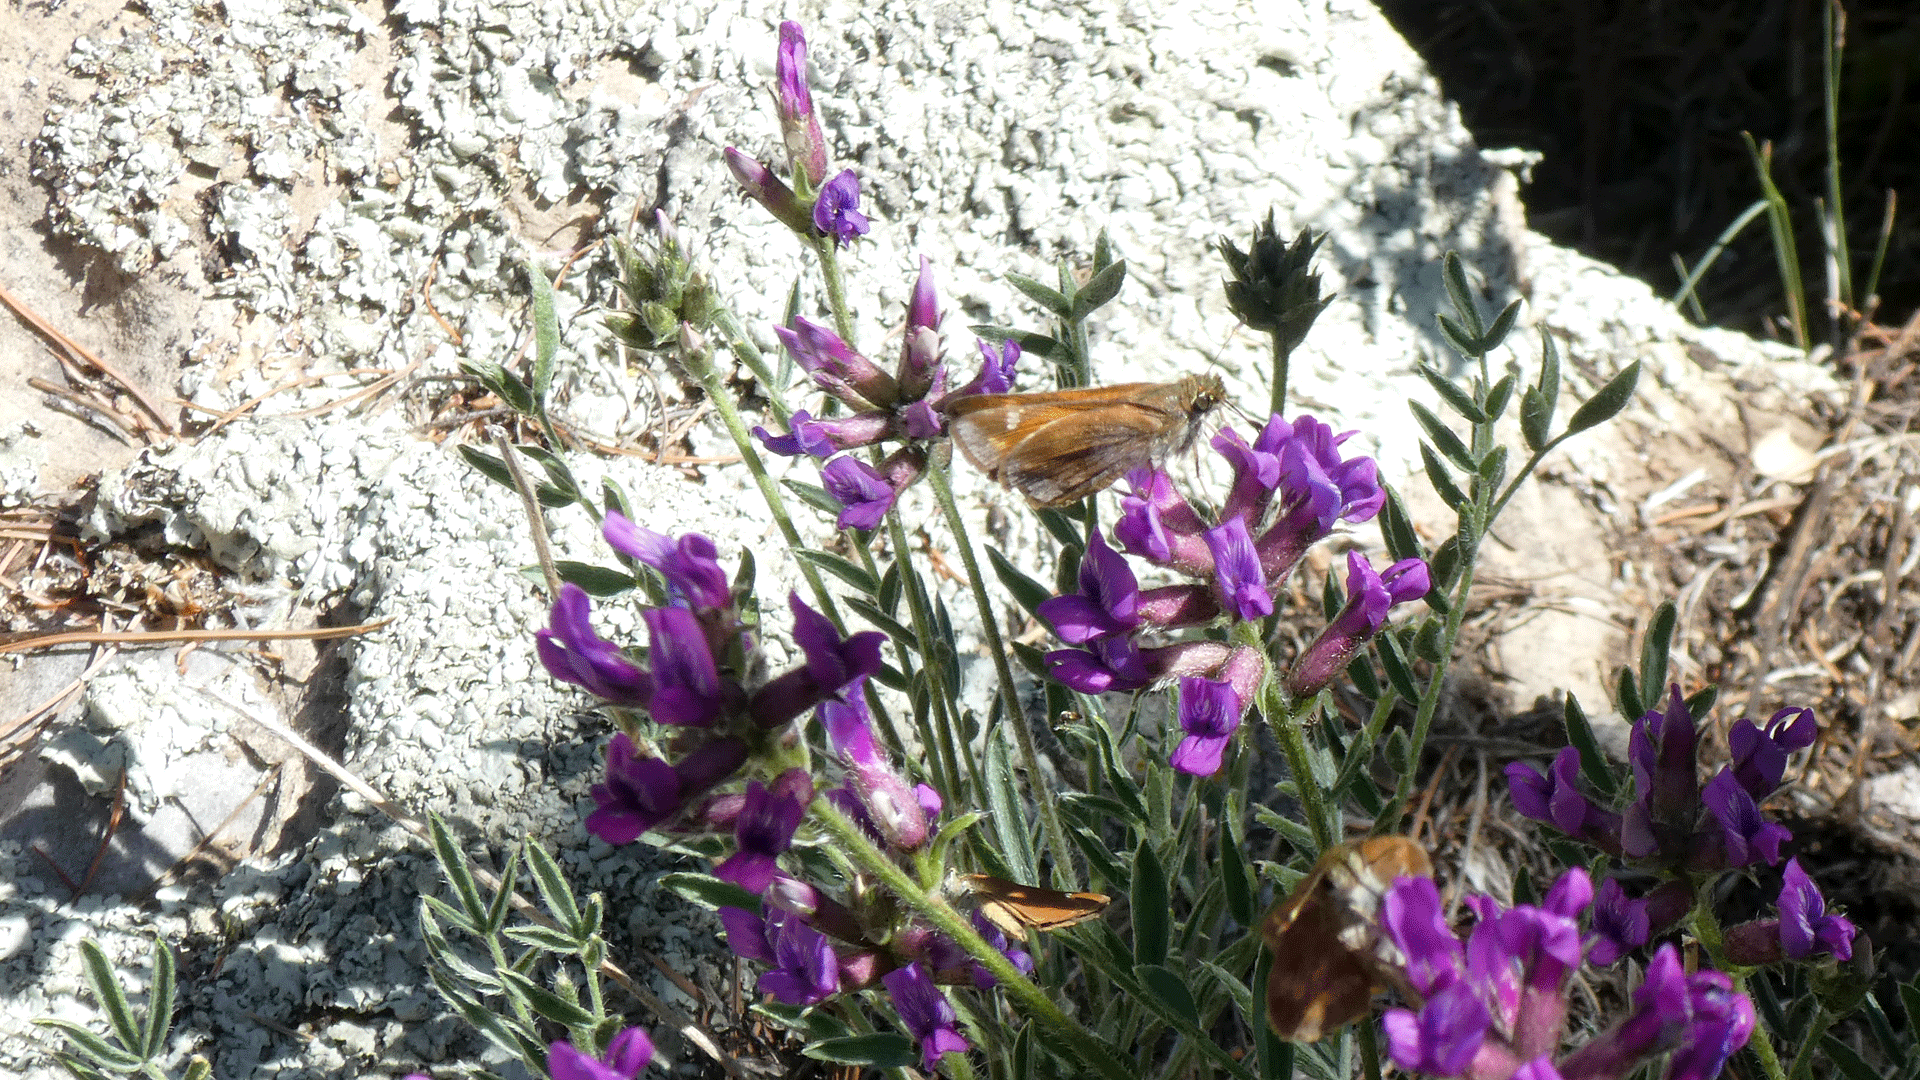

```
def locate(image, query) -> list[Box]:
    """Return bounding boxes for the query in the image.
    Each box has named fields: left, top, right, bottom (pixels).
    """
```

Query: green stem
left=926, top=460, right=1074, bottom=881
left=1689, top=889, right=1790, bottom=1080
left=1358, top=1018, right=1385, bottom=1080
left=1264, top=680, right=1334, bottom=850
left=711, top=305, right=791, bottom=426
left=1784, top=1007, right=1836, bottom=1080
left=686, top=344, right=843, bottom=627
left=814, top=238, right=859, bottom=346
left=1269, top=334, right=1290, bottom=419
left=811, top=800, right=1134, bottom=1080
left=883, top=510, right=966, bottom=802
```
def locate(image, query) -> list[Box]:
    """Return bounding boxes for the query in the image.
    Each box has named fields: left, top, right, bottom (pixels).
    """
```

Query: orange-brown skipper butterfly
left=944, top=373, right=1229, bottom=506
left=1262, top=836, right=1433, bottom=1042
left=959, top=874, right=1112, bottom=941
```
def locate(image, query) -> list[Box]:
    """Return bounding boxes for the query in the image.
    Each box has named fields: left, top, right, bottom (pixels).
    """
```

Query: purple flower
left=895, top=257, right=943, bottom=400
left=774, top=22, right=829, bottom=185
left=1506, top=747, right=1623, bottom=851
left=1383, top=876, right=1465, bottom=995
left=585, top=734, right=682, bottom=844
left=812, top=170, right=870, bottom=248
left=1284, top=552, right=1430, bottom=697
left=1699, top=768, right=1790, bottom=867
left=1587, top=878, right=1652, bottom=966
left=715, top=770, right=813, bottom=893
left=1384, top=979, right=1490, bottom=1076
left=1036, top=531, right=1141, bottom=643
left=641, top=607, right=729, bottom=726
left=820, top=681, right=929, bottom=850
left=1777, top=857, right=1855, bottom=960
left=1205, top=515, right=1274, bottom=620
left=1225, top=415, right=1385, bottom=581
left=1169, top=676, right=1242, bottom=777
left=547, top=1026, right=653, bottom=1080
left=1044, top=634, right=1153, bottom=694
left=601, top=517, right=731, bottom=612
left=753, top=410, right=838, bottom=458
left=1114, top=468, right=1211, bottom=573
left=1666, top=969, right=1755, bottom=1080
left=966, top=911, right=1034, bottom=990
left=758, top=910, right=842, bottom=1005
left=950, top=338, right=1020, bottom=399
left=883, top=962, right=970, bottom=1070
left=1621, top=687, right=1701, bottom=859
left=723, top=148, right=814, bottom=234
left=820, top=456, right=899, bottom=530
left=536, top=584, right=651, bottom=704
left=748, top=593, right=886, bottom=728
left=1728, top=706, right=1816, bottom=799
left=775, top=316, right=898, bottom=408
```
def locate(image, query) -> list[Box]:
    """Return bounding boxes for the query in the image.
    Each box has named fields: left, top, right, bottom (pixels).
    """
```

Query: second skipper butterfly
left=943, top=373, right=1228, bottom=506
left=1262, top=836, right=1433, bottom=1042
left=959, top=874, right=1111, bottom=941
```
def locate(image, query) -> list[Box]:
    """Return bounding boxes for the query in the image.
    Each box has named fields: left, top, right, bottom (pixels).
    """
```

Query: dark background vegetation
left=1377, top=0, right=1919, bottom=343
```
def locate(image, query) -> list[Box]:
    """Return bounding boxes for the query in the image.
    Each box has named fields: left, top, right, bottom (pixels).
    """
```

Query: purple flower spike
left=776, top=316, right=898, bottom=408
left=1778, top=858, right=1855, bottom=960
left=547, top=1026, right=653, bottom=1080
left=1506, top=746, right=1624, bottom=851
left=586, top=734, right=684, bottom=844
left=1169, top=676, right=1242, bottom=777
left=895, top=257, right=944, bottom=400
left=723, top=148, right=815, bottom=234
left=821, top=456, right=899, bottom=530
left=1245, top=416, right=1385, bottom=581
left=1037, top=531, right=1142, bottom=644
left=1284, top=553, right=1430, bottom=698
left=1384, top=979, right=1490, bottom=1076
left=759, top=910, right=841, bottom=1006
left=812, top=170, right=870, bottom=249
left=883, top=962, right=970, bottom=1070
left=1588, top=877, right=1652, bottom=966
left=602, top=516, right=732, bottom=613
left=1205, top=515, right=1274, bottom=620
left=1729, top=706, right=1817, bottom=799
left=537, top=584, right=652, bottom=704
left=1699, top=768, right=1791, bottom=868
left=715, top=771, right=813, bottom=894
left=820, top=680, right=929, bottom=850
left=774, top=22, right=829, bottom=185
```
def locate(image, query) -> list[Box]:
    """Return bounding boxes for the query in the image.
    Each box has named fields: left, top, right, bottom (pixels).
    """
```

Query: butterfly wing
left=1262, top=886, right=1381, bottom=1042
left=947, top=385, right=1185, bottom=507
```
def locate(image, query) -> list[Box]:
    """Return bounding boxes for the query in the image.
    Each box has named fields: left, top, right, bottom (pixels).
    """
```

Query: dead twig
left=0, top=280, right=175, bottom=434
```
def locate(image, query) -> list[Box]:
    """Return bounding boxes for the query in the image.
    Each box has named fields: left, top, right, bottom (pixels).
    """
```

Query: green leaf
left=501, top=925, right=583, bottom=953
left=1615, top=665, right=1645, bottom=725
left=1419, top=365, right=1488, bottom=423
left=32, top=1019, right=145, bottom=1070
left=184, top=1056, right=212, bottom=1080
left=1066, top=823, right=1130, bottom=888
left=1410, top=403, right=1476, bottom=471
left=461, top=358, right=535, bottom=415
left=804, top=1033, right=918, bottom=1068
left=1563, top=693, right=1621, bottom=799
left=601, top=477, right=635, bottom=524
left=1200, top=960, right=1257, bottom=1028
left=843, top=596, right=917, bottom=648
left=141, top=937, right=175, bottom=1059
left=527, top=261, right=560, bottom=404
left=484, top=845, right=520, bottom=936
left=534, top=482, right=575, bottom=508
left=1378, top=483, right=1423, bottom=563
left=1485, top=372, right=1517, bottom=421
left=1441, top=251, right=1485, bottom=339
left=1481, top=298, right=1521, bottom=353
left=1131, top=840, right=1170, bottom=967
left=430, top=814, right=490, bottom=930
left=985, top=726, right=1038, bottom=886
left=989, top=546, right=1056, bottom=618
left=1821, top=1034, right=1880, bottom=1080
left=458, top=445, right=517, bottom=490
left=1220, top=810, right=1255, bottom=925
left=1520, top=387, right=1552, bottom=453
left=1035, top=506, right=1085, bottom=550
left=523, top=839, right=581, bottom=930
left=1565, top=360, right=1641, bottom=436
left=1136, top=964, right=1200, bottom=1026
left=1006, top=272, right=1073, bottom=318
left=77, top=940, right=142, bottom=1055
left=1478, top=444, right=1509, bottom=491
left=1070, top=260, right=1128, bottom=322
left=1639, top=600, right=1677, bottom=707
left=1435, top=312, right=1483, bottom=360
left=792, top=549, right=879, bottom=595
left=1685, top=685, right=1719, bottom=721
left=1420, top=443, right=1468, bottom=510
left=660, top=872, right=762, bottom=914
left=498, top=970, right=596, bottom=1027
left=552, top=561, right=636, bottom=596
left=781, top=478, right=844, bottom=517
